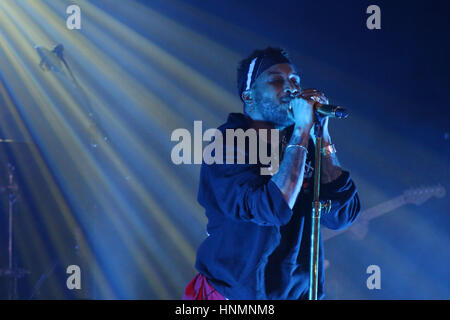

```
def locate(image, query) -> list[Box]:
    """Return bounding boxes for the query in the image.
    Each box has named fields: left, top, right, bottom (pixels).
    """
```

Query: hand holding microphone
left=288, top=91, right=315, bottom=133
left=289, top=88, right=348, bottom=119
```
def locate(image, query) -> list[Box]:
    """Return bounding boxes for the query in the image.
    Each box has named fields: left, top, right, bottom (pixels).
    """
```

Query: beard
left=256, top=96, right=294, bottom=127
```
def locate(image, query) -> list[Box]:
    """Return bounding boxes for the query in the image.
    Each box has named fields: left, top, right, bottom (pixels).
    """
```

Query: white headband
left=245, top=57, right=258, bottom=91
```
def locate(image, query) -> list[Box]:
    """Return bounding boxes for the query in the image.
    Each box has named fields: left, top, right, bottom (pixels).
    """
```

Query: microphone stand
left=55, top=46, right=104, bottom=300
left=0, top=163, right=30, bottom=299
left=51, top=44, right=109, bottom=148
left=308, top=116, right=330, bottom=300
left=37, top=44, right=109, bottom=299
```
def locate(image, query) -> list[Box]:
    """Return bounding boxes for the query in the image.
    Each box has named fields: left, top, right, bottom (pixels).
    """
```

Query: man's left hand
left=299, top=89, right=331, bottom=142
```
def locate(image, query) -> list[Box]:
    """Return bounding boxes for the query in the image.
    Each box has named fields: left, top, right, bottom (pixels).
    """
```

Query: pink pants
left=183, top=273, right=227, bottom=300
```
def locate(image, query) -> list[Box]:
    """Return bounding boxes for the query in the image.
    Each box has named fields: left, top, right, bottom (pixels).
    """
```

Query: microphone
left=34, top=45, right=63, bottom=72
left=286, top=96, right=349, bottom=119
left=316, top=104, right=348, bottom=119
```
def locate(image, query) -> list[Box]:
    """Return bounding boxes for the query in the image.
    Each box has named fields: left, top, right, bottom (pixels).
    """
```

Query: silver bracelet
left=285, top=144, right=308, bottom=154
left=321, top=144, right=336, bottom=156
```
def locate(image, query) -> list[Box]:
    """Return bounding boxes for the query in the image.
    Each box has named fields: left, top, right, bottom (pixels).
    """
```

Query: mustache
left=280, top=93, right=301, bottom=103
left=279, top=95, right=295, bottom=115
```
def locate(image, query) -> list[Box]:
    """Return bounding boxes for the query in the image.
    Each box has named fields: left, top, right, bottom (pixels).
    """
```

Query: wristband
left=285, top=144, right=308, bottom=154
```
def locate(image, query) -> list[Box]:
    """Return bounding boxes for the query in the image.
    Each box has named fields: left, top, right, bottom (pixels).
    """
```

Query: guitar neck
left=322, top=195, right=406, bottom=241
left=361, top=195, right=406, bottom=220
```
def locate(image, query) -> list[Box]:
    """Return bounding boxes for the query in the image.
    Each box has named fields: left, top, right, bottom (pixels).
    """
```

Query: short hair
left=236, top=47, right=291, bottom=102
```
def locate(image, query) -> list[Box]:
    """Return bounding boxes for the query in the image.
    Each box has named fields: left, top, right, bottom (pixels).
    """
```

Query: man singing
left=183, top=47, right=361, bottom=300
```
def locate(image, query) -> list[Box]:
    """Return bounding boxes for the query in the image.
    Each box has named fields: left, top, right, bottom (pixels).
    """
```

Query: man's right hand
left=272, top=90, right=318, bottom=208
left=290, top=90, right=315, bottom=133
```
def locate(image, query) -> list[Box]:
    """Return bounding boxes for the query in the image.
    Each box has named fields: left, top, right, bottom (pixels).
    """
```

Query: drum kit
left=0, top=135, right=95, bottom=300
left=0, top=138, right=83, bottom=300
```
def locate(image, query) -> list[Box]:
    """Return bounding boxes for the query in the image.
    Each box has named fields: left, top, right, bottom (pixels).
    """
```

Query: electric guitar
left=323, top=184, right=446, bottom=269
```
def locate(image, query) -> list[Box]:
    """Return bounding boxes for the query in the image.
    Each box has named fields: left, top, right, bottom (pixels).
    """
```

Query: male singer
left=183, top=47, right=361, bottom=300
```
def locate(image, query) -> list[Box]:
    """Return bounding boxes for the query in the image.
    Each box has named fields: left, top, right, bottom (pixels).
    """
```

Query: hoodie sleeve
left=198, top=160, right=293, bottom=227
left=319, top=170, right=361, bottom=230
